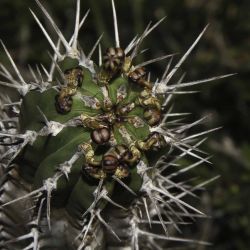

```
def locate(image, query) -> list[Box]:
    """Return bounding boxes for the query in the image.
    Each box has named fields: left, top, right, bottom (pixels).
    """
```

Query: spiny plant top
left=0, top=0, right=233, bottom=249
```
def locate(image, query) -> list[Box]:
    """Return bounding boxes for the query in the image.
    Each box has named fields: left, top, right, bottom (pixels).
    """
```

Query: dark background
left=0, top=0, right=249, bottom=249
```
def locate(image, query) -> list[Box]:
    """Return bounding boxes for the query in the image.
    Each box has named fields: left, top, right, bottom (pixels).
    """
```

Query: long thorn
left=111, top=0, right=120, bottom=48
left=87, top=34, right=103, bottom=60
left=181, top=127, right=222, bottom=142
left=0, top=40, right=26, bottom=85
left=165, top=73, right=236, bottom=92
left=96, top=211, right=121, bottom=242
left=34, top=0, right=71, bottom=53
left=135, top=53, right=176, bottom=69
left=69, top=10, right=90, bottom=46
left=142, top=197, right=152, bottom=228
left=112, top=175, right=137, bottom=196
left=164, top=25, right=209, bottom=85
left=72, top=0, right=81, bottom=50
left=30, top=9, right=62, bottom=60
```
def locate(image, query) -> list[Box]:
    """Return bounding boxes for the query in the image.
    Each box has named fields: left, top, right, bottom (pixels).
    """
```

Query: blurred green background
left=0, top=0, right=249, bottom=249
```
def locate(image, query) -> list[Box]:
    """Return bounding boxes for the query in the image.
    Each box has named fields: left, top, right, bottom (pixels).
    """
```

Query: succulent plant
left=0, top=0, right=233, bottom=249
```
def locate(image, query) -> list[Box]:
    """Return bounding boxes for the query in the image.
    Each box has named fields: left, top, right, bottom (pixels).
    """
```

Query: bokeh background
left=0, top=0, right=249, bottom=249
